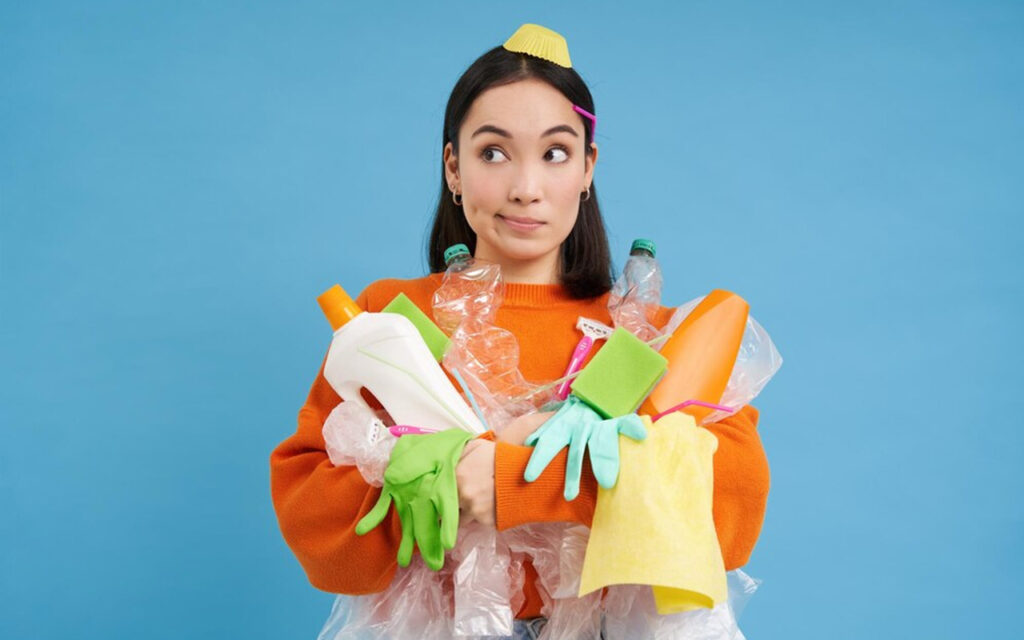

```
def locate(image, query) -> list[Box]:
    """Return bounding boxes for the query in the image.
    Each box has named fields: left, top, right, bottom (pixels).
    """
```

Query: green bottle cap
left=630, top=238, right=656, bottom=257
left=444, top=244, right=471, bottom=265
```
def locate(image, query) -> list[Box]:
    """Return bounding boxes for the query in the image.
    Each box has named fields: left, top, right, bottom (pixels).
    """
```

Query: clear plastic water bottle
left=608, top=238, right=664, bottom=343
left=432, top=244, right=546, bottom=429
left=431, top=244, right=504, bottom=335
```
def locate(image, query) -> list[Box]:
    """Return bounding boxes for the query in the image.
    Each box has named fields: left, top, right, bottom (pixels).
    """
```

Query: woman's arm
left=702, top=405, right=771, bottom=569
left=491, top=405, right=770, bottom=570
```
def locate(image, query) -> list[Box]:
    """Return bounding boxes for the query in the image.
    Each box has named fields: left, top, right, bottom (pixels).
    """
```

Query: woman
left=270, top=23, right=770, bottom=639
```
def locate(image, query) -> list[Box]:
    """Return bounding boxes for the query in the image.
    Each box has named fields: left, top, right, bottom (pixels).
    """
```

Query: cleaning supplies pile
left=316, top=240, right=782, bottom=639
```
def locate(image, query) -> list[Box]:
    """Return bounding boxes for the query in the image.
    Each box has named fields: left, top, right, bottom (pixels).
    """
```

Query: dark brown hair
left=426, top=45, right=612, bottom=299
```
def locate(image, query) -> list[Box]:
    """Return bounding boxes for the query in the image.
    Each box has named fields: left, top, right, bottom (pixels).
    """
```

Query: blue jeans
left=510, top=616, right=607, bottom=639
left=511, top=617, right=547, bottom=640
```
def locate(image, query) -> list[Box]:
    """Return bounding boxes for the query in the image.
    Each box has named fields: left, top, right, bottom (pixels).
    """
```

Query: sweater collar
left=427, top=272, right=581, bottom=308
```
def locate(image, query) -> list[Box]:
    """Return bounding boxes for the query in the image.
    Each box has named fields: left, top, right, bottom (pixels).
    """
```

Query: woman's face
left=444, top=78, right=597, bottom=273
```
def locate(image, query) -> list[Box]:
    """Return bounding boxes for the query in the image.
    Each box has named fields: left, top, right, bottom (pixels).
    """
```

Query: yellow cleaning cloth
left=578, top=413, right=728, bottom=614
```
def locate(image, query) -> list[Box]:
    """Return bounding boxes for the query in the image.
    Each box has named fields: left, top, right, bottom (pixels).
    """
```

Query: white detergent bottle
left=317, top=284, right=484, bottom=434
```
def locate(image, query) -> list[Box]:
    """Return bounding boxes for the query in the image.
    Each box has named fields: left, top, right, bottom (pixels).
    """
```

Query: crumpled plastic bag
left=450, top=521, right=516, bottom=637
left=322, top=401, right=394, bottom=486
left=317, top=553, right=454, bottom=640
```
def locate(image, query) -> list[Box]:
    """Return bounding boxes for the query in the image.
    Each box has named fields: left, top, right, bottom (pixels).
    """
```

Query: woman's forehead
left=462, top=79, right=580, bottom=139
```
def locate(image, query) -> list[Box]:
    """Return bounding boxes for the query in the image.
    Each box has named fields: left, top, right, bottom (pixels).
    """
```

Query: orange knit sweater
left=270, top=274, right=770, bottom=619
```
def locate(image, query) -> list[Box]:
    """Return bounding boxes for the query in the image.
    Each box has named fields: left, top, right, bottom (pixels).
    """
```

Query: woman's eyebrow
left=470, top=124, right=578, bottom=139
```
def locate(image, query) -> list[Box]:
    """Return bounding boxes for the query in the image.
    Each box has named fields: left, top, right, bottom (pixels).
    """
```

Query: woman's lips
left=497, top=214, right=544, bottom=231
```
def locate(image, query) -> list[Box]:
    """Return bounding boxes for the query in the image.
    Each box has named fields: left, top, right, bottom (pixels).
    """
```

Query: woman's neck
left=474, top=245, right=561, bottom=285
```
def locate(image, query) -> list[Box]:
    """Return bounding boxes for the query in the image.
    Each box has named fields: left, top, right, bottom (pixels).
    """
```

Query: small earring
left=452, top=189, right=462, bottom=206
left=581, top=187, right=590, bottom=202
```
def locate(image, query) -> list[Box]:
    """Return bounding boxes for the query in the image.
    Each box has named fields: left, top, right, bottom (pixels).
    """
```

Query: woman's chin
left=491, top=240, right=557, bottom=263
left=473, top=227, right=566, bottom=265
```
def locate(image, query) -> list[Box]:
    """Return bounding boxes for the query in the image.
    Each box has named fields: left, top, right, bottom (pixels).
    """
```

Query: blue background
left=3, top=1, right=1021, bottom=638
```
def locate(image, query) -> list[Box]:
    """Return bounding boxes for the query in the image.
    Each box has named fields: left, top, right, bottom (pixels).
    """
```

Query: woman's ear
left=584, top=142, right=598, bottom=189
left=443, top=142, right=460, bottom=188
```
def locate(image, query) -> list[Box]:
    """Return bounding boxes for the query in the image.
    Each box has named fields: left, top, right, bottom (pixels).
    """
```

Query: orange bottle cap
left=317, top=284, right=363, bottom=330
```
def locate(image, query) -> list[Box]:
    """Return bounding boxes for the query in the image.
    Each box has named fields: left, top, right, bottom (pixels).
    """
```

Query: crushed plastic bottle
left=608, top=238, right=664, bottom=343
left=431, top=244, right=504, bottom=333
left=432, top=244, right=549, bottom=430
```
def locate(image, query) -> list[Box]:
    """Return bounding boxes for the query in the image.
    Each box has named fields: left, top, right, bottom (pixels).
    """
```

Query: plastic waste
left=432, top=244, right=549, bottom=430
left=450, top=522, right=516, bottom=636
left=313, top=245, right=776, bottom=638
left=555, top=317, right=613, bottom=401
left=319, top=410, right=766, bottom=639
left=317, top=283, right=484, bottom=434
left=659, top=294, right=783, bottom=424
left=638, top=289, right=748, bottom=424
left=322, top=401, right=393, bottom=486
left=431, top=244, right=504, bottom=334
left=608, top=239, right=664, bottom=343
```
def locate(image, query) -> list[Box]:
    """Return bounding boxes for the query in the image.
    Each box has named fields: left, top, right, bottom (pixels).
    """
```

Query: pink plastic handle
left=556, top=335, right=595, bottom=400
left=388, top=425, right=440, bottom=437
left=652, top=399, right=735, bottom=423
left=573, top=104, right=597, bottom=136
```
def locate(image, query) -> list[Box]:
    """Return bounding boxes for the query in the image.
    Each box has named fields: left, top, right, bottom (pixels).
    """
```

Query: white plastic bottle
left=318, top=284, right=484, bottom=434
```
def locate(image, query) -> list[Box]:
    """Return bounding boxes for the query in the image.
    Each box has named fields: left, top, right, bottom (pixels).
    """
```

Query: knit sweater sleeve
left=269, top=285, right=402, bottom=594
left=493, top=404, right=770, bottom=571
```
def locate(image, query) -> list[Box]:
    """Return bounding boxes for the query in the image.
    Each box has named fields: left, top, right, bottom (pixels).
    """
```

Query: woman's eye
left=482, top=147, right=508, bottom=163
left=481, top=146, right=569, bottom=163
left=547, top=147, right=569, bottom=163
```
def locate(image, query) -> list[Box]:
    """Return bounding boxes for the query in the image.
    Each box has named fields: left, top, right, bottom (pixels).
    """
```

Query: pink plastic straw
left=573, top=105, right=597, bottom=136
left=652, top=400, right=735, bottom=423
left=388, top=425, right=439, bottom=437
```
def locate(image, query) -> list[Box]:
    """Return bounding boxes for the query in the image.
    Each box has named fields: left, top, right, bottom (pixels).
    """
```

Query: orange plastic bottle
left=638, top=289, right=749, bottom=423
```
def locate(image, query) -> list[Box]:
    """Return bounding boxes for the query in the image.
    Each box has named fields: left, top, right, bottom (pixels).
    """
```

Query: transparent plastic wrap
left=504, top=521, right=761, bottom=640
left=318, top=526, right=527, bottom=640
left=317, top=556, right=454, bottom=640
left=600, top=570, right=761, bottom=640
left=509, top=523, right=604, bottom=639
left=450, top=521, right=516, bottom=637
left=504, top=523, right=588, bottom=602
left=322, top=402, right=394, bottom=487
left=661, top=295, right=783, bottom=423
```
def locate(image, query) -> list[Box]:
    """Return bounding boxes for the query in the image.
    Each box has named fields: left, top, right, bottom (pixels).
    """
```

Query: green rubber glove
left=524, top=396, right=647, bottom=501
left=355, top=428, right=474, bottom=570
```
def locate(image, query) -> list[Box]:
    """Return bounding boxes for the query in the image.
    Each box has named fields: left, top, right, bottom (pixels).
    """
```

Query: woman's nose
left=508, top=162, right=542, bottom=204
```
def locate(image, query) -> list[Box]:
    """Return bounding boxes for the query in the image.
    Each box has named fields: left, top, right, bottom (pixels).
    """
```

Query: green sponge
left=570, top=327, right=668, bottom=418
left=382, top=293, right=450, bottom=362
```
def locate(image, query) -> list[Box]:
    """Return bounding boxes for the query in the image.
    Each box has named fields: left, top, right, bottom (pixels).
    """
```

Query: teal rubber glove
left=524, top=396, right=647, bottom=501
left=355, top=428, right=474, bottom=570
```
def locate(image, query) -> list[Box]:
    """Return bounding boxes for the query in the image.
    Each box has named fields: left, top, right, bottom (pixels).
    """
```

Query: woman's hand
left=496, top=410, right=555, bottom=446
left=456, top=438, right=497, bottom=527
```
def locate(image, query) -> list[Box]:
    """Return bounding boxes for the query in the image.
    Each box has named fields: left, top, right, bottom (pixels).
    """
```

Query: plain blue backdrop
left=2, top=1, right=1021, bottom=638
